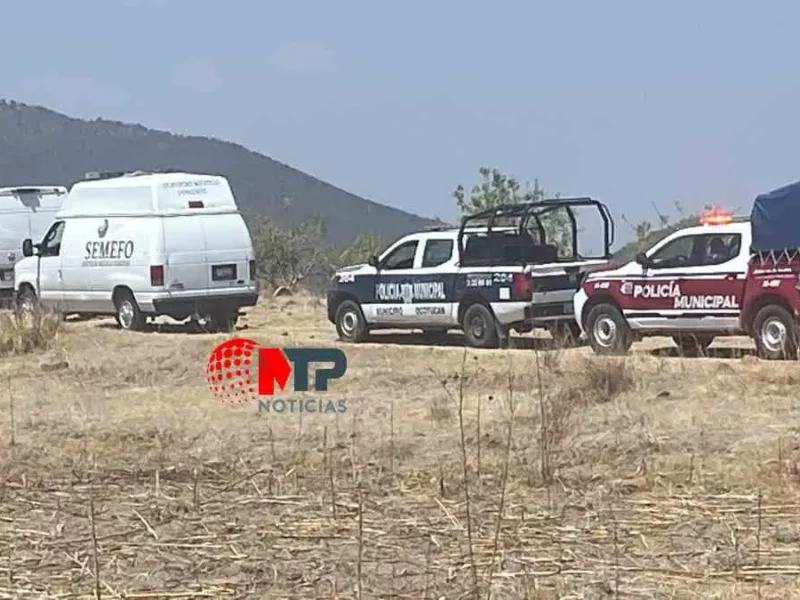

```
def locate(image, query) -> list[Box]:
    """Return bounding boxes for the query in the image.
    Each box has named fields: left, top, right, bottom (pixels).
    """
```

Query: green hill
left=0, top=99, right=443, bottom=246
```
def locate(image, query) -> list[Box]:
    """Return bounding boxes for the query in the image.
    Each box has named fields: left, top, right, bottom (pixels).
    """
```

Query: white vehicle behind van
left=14, top=171, right=259, bottom=332
left=0, top=186, right=67, bottom=303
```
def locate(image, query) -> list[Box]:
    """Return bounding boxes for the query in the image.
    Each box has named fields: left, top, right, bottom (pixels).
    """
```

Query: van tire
left=461, top=303, right=499, bottom=348
left=114, top=291, right=146, bottom=331
left=16, top=286, right=37, bottom=314
left=585, top=303, right=633, bottom=355
left=208, top=310, right=239, bottom=333
left=335, top=300, right=368, bottom=343
left=753, top=304, right=798, bottom=360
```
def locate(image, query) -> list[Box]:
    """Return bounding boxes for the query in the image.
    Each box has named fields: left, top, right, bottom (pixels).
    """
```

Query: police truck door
left=633, top=231, right=746, bottom=331
left=412, top=237, right=458, bottom=327
left=370, top=239, right=419, bottom=325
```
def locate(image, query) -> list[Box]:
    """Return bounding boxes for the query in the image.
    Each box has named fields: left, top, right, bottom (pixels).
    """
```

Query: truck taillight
left=249, top=260, right=256, bottom=280
left=150, top=265, right=164, bottom=287
left=512, top=272, right=533, bottom=299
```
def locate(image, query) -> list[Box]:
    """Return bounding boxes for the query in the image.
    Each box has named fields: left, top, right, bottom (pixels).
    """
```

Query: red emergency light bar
left=700, top=207, right=733, bottom=226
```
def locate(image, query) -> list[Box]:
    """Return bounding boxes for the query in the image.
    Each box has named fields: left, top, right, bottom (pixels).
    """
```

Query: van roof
left=59, top=172, right=239, bottom=218
left=0, top=186, right=67, bottom=196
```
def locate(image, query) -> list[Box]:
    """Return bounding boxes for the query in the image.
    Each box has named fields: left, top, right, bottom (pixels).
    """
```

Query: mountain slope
left=0, top=100, right=442, bottom=245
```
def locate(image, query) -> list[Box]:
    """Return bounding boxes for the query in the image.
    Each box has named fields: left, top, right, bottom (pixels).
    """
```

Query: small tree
left=332, top=232, right=386, bottom=268
left=249, top=214, right=332, bottom=291
left=453, top=166, right=572, bottom=255
left=615, top=202, right=704, bottom=262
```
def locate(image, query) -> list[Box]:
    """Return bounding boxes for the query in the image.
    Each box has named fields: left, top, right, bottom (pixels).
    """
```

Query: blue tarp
left=750, top=179, right=800, bottom=251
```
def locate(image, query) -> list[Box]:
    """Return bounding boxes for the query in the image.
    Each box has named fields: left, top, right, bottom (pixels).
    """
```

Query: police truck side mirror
left=635, top=252, right=648, bottom=268
left=368, top=255, right=379, bottom=268
left=21, top=239, right=33, bottom=258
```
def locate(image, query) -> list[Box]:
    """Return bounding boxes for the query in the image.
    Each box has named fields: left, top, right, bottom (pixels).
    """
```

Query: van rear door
left=200, top=214, right=253, bottom=294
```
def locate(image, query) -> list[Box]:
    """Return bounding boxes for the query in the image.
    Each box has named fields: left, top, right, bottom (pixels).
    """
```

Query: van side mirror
left=635, top=252, right=648, bottom=268
left=21, top=239, right=33, bottom=258
left=368, top=255, right=379, bottom=268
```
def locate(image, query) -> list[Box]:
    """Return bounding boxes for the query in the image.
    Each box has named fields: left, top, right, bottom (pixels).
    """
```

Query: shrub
left=0, top=308, right=61, bottom=356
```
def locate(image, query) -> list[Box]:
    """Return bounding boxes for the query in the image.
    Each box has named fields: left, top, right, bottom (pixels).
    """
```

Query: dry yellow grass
left=1, top=295, right=800, bottom=599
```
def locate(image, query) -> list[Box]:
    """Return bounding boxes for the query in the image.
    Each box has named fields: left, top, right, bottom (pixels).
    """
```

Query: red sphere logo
left=206, top=338, right=259, bottom=404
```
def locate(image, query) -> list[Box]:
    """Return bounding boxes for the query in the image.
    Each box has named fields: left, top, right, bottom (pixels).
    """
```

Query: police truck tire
left=753, top=304, right=798, bottom=360
left=114, top=291, right=146, bottom=331
left=335, top=300, right=368, bottom=343
left=672, top=334, right=714, bottom=356
left=585, top=303, right=633, bottom=355
left=461, top=303, right=499, bottom=348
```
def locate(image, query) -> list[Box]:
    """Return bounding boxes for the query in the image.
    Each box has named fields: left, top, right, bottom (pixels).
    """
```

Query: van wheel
left=16, top=287, right=37, bottom=315
left=335, top=300, right=368, bottom=343
left=208, top=311, right=239, bottom=333
left=672, top=334, right=714, bottom=356
left=461, top=303, right=499, bottom=348
left=585, top=303, right=633, bottom=355
left=753, top=305, right=798, bottom=360
left=114, top=291, right=146, bottom=331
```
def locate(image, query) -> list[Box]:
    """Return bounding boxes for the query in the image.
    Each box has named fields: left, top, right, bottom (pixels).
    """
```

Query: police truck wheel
left=114, top=291, right=146, bottom=331
left=672, top=334, right=714, bottom=356
left=461, top=303, right=499, bottom=348
left=753, top=304, right=798, bottom=360
left=585, top=303, right=632, bottom=355
left=335, top=300, right=368, bottom=343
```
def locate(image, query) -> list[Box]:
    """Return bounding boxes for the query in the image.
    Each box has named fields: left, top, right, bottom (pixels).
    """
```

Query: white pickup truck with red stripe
left=574, top=186, right=800, bottom=360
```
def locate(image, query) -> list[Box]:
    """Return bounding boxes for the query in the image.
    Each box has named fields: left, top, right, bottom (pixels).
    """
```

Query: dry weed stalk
left=7, top=377, right=15, bottom=448
left=454, top=348, right=479, bottom=599
left=389, top=395, right=395, bottom=479
left=485, top=355, right=516, bottom=600
left=756, top=489, right=762, bottom=599
left=476, top=393, right=482, bottom=492
left=357, top=485, right=364, bottom=600
left=88, top=487, right=102, bottom=599
left=0, top=306, right=61, bottom=356
left=436, top=348, right=479, bottom=597
left=532, top=340, right=551, bottom=483
left=323, top=425, right=338, bottom=518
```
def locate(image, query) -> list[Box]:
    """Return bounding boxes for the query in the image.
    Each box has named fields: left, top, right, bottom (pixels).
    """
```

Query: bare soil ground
left=1, top=296, right=800, bottom=599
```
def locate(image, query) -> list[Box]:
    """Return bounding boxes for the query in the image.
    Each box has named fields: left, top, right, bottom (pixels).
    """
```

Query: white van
left=14, top=171, right=259, bottom=332
left=0, top=186, right=67, bottom=302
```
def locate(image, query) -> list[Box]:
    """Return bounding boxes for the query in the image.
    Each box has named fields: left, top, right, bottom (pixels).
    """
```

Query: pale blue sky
left=2, top=0, right=800, bottom=244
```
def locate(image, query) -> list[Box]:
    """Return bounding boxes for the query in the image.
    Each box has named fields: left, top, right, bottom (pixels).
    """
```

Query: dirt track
left=1, top=296, right=799, bottom=598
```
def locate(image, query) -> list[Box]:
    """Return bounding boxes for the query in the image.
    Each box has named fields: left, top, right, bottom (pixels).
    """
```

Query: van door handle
left=58, top=269, right=63, bottom=280
left=724, top=273, right=737, bottom=280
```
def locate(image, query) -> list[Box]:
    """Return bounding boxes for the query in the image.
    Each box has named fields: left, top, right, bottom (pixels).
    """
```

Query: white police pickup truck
left=326, top=198, right=616, bottom=348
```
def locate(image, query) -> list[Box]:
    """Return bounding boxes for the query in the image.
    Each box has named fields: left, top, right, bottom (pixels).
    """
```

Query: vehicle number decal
left=338, top=272, right=356, bottom=284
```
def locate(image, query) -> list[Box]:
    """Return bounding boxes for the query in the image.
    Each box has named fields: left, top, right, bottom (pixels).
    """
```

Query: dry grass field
left=1, top=296, right=800, bottom=599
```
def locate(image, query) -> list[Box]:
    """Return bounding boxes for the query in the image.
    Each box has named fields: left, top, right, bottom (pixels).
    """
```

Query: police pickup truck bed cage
left=750, top=179, right=800, bottom=261
left=457, top=197, right=615, bottom=267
